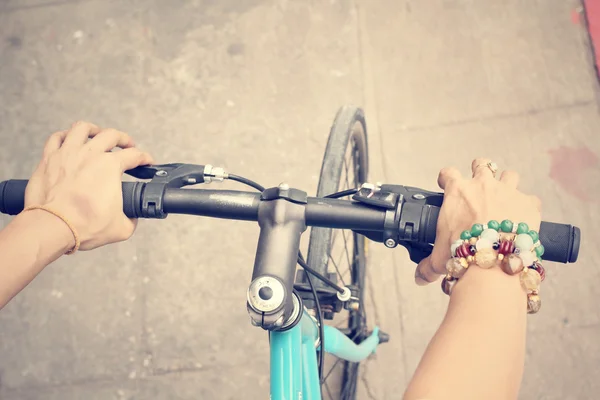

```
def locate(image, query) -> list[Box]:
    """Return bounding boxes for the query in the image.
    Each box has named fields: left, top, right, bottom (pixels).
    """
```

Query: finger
left=415, top=229, right=451, bottom=285
left=43, top=130, right=68, bottom=157
left=112, top=148, right=154, bottom=171
left=437, top=167, right=463, bottom=190
left=85, top=128, right=135, bottom=153
left=471, top=158, right=496, bottom=179
left=499, top=170, right=520, bottom=188
left=415, top=256, right=442, bottom=286
left=61, top=121, right=102, bottom=150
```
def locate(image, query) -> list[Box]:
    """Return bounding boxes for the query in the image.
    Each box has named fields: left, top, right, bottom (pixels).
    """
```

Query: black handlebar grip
left=122, top=182, right=146, bottom=218
left=422, top=204, right=440, bottom=244
left=0, top=180, right=145, bottom=219
left=0, top=179, right=28, bottom=215
left=539, top=221, right=580, bottom=263
left=420, top=205, right=580, bottom=263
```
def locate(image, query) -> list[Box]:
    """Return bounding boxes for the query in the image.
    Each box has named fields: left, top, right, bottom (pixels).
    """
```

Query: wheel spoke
left=341, top=267, right=351, bottom=281
left=328, top=253, right=346, bottom=286
left=324, top=380, right=335, bottom=400
left=335, top=317, right=350, bottom=328
left=342, top=157, right=351, bottom=191
left=335, top=248, right=347, bottom=281
left=330, top=228, right=339, bottom=251
left=341, top=230, right=352, bottom=276
left=313, top=119, right=367, bottom=400
left=323, top=358, right=343, bottom=381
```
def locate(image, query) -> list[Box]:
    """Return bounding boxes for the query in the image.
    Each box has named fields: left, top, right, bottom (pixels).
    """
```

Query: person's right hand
left=415, top=158, right=542, bottom=285
left=24, top=121, right=154, bottom=251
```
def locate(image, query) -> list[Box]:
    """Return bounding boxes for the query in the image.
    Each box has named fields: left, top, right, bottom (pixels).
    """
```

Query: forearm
left=405, top=266, right=527, bottom=400
left=0, top=210, right=73, bottom=309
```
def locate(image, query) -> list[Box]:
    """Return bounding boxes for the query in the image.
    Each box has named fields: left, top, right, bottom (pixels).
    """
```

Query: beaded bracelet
left=441, top=220, right=545, bottom=314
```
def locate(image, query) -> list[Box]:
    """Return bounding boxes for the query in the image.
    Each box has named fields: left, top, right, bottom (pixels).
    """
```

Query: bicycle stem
left=246, top=183, right=308, bottom=331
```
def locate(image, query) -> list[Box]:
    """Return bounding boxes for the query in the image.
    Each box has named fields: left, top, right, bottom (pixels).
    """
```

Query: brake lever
left=126, top=164, right=185, bottom=180
left=402, top=242, right=434, bottom=264
left=124, top=163, right=207, bottom=219
left=352, top=183, right=440, bottom=264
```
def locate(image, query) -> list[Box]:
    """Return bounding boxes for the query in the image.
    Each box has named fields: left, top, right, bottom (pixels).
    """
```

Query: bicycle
left=0, top=106, right=581, bottom=400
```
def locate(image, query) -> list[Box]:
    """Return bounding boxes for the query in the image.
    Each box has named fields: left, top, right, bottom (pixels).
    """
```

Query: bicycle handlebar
left=0, top=179, right=581, bottom=264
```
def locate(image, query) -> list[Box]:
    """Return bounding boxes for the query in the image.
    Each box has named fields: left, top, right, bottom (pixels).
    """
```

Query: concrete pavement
left=1, top=0, right=599, bottom=398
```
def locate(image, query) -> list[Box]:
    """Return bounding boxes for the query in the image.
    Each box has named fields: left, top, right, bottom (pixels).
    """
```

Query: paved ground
left=1, top=0, right=599, bottom=399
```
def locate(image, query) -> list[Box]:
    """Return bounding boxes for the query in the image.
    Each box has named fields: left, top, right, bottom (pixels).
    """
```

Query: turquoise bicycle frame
left=270, top=310, right=381, bottom=400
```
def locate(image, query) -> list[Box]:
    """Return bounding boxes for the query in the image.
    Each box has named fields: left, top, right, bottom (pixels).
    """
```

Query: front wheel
left=307, top=106, right=369, bottom=400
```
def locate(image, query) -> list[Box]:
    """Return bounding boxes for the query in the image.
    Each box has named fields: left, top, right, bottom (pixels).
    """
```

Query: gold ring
left=476, top=162, right=498, bottom=178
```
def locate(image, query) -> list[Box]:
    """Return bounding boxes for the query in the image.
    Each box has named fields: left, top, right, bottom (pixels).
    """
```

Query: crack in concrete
left=0, top=364, right=238, bottom=395
left=366, top=267, right=381, bottom=325
left=353, top=0, right=409, bottom=386
left=394, top=98, right=595, bottom=133
left=1, top=0, right=86, bottom=13
left=360, top=359, right=379, bottom=400
left=392, top=260, right=410, bottom=384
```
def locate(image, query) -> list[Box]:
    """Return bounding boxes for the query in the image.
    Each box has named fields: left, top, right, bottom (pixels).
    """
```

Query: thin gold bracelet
left=23, top=205, right=80, bottom=255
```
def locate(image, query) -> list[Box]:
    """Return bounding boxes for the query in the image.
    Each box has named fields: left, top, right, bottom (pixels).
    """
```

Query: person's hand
left=25, top=121, right=154, bottom=251
left=415, top=158, right=542, bottom=285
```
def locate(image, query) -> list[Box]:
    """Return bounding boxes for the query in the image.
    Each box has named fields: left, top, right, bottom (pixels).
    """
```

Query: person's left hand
left=25, top=121, right=154, bottom=251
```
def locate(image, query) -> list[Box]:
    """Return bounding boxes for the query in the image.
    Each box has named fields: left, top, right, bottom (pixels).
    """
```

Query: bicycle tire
left=307, top=105, right=369, bottom=400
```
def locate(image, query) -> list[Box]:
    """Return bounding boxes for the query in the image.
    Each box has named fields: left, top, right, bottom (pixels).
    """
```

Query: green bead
left=487, top=220, right=500, bottom=231
left=460, top=230, right=472, bottom=240
left=516, top=222, right=529, bottom=234
left=527, top=230, right=539, bottom=243
left=471, top=223, right=484, bottom=237
left=535, top=244, right=545, bottom=258
left=500, top=220, right=514, bottom=233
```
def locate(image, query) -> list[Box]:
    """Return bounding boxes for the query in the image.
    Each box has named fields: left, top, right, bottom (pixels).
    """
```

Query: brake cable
left=297, top=253, right=325, bottom=387
left=324, top=188, right=358, bottom=198
left=228, top=174, right=265, bottom=192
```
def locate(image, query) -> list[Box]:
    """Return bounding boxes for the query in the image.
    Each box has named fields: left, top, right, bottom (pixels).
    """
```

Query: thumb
left=415, top=255, right=440, bottom=286
left=415, top=247, right=449, bottom=286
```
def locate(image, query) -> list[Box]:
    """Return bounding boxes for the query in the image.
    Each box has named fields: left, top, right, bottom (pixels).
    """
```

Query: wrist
left=450, top=266, right=528, bottom=317
left=18, top=209, right=76, bottom=255
left=443, top=219, right=544, bottom=313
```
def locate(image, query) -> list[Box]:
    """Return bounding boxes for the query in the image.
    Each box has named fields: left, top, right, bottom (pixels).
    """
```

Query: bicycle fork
left=270, top=310, right=382, bottom=400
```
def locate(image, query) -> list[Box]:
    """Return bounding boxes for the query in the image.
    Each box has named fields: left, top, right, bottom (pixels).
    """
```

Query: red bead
left=530, top=262, right=546, bottom=282
left=456, top=244, right=474, bottom=258
left=498, top=240, right=515, bottom=255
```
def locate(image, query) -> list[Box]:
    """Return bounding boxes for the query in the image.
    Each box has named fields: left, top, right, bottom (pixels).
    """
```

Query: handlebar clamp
left=125, top=163, right=208, bottom=219
left=353, top=184, right=444, bottom=263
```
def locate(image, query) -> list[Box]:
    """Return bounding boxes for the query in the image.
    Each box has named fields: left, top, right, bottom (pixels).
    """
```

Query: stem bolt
left=385, top=238, right=397, bottom=248
left=156, top=170, right=168, bottom=177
